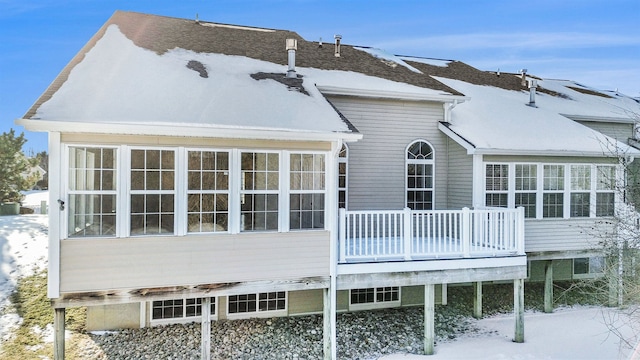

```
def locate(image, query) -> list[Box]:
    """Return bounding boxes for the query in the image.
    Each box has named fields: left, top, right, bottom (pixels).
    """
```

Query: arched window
left=406, top=140, right=434, bottom=210
left=337, top=144, right=348, bottom=209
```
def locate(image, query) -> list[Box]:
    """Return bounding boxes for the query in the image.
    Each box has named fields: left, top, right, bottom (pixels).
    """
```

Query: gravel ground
left=73, top=304, right=488, bottom=360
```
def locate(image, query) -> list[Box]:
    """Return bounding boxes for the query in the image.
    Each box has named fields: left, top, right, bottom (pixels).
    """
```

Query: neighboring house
left=17, top=11, right=640, bottom=359
left=22, top=164, right=46, bottom=190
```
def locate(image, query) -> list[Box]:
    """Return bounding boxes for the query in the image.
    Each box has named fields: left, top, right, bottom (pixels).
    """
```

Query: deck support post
left=514, top=278, right=525, bottom=343
left=473, top=281, right=482, bottom=319
left=544, top=261, right=554, bottom=313
left=441, top=283, right=448, bottom=306
left=424, top=284, right=435, bottom=355
left=201, top=297, right=211, bottom=360
left=54, top=307, right=65, bottom=360
left=323, top=287, right=331, bottom=360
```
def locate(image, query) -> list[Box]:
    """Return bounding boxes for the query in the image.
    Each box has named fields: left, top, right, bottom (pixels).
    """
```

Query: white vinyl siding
left=576, top=121, right=634, bottom=142
left=59, top=231, right=330, bottom=293
left=445, top=138, right=473, bottom=209
left=328, top=96, right=447, bottom=210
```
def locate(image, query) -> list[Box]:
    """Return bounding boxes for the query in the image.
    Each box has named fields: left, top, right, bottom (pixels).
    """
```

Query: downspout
left=329, top=139, right=342, bottom=359
left=443, top=99, right=459, bottom=124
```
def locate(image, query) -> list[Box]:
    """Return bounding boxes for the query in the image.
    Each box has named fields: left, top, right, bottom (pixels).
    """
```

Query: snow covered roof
left=18, top=11, right=640, bottom=156
left=19, top=11, right=461, bottom=141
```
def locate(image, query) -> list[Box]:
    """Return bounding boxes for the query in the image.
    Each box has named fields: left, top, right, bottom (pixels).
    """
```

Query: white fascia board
left=16, top=118, right=363, bottom=142
left=317, top=85, right=469, bottom=103
left=562, top=114, right=636, bottom=124
left=473, top=148, right=640, bottom=157
left=438, top=122, right=476, bottom=154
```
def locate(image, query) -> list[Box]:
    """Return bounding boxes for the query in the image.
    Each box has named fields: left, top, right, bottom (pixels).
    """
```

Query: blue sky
left=1, top=0, right=639, bottom=154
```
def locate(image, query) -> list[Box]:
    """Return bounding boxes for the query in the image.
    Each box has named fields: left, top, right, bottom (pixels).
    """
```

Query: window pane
left=515, top=164, right=537, bottom=191
left=570, top=193, right=590, bottom=217
left=596, top=193, right=615, bottom=216
left=515, top=193, right=536, bottom=218
left=597, top=166, right=616, bottom=190
left=543, top=193, right=563, bottom=218
left=571, top=165, right=591, bottom=191
left=544, top=165, right=564, bottom=190
left=486, top=193, right=508, bottom=208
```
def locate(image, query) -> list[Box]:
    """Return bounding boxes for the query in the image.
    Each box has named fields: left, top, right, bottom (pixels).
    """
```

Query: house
left=17, top=11, right=640, bottom=359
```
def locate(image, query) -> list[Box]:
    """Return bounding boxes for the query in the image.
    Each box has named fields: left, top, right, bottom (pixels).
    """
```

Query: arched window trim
left=405, top=139, right=435, bottom=210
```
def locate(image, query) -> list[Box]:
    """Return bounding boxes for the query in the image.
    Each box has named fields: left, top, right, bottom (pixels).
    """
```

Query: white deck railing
left=338, top=207, right=525, bottom=263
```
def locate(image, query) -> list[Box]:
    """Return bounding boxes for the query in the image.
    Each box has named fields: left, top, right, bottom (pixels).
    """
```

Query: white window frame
left=226, top=291, right=288, bottom=319
left=239, top=150, right=282, bottom=232
left=128, top=147, right=178, bottom=236
left=185, top=149, right=231, bottom=234
left=60, top=144, right=331, bottom=238
left=64, top=145, right=120, bottom=238
left=349, top=287, right=401, bottom=311
left=289, top=152, right=326, bottom=230
left=405, top=140, right=435, bottom=210
left=482, top=162, right=619, bottom=219
left=149, top=297, right=218, bottom=326
left=485, top=163, right=510, bottom=208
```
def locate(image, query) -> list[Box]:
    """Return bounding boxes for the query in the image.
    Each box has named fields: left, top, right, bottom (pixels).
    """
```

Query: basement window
left=227, top=292, right=287, bottom=318
left=150, top=297, right=216, bottom=325
left=349, top=287, right=400, bottom=310
left=573, top=257, right=604, bottom=279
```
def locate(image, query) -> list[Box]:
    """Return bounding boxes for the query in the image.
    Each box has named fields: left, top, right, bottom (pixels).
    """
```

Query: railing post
left=339, top=208, right=346, bottom=263
left=403, top=207, right=412, bottom=260
left=462, top=207, right=471, bottom=257
left=516, top=207, right=525, bottom=255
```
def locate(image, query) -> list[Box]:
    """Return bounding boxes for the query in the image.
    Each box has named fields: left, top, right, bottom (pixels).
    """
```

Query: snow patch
left=353, top=47, right=423, bottom=73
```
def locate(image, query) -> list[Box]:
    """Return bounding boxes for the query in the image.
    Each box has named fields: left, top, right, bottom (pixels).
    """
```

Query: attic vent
left=334, top=34, right=342, bottom=57
left=187, top=60, right=208, bottom=78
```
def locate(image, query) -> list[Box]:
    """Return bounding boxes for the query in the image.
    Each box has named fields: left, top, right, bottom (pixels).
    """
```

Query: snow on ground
left=2, top=191, right=640, bottom=359
left=0, top=191, right=49, bottom=342
left=381, top=306, right=640, bottom=360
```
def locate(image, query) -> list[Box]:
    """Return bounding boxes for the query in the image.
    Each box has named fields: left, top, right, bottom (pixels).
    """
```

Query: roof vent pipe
left=528, top=79, right=538, bottom=107
left=334, top=34, right=342, bottom=57
left=520, top=69, right=528, bottom=87
left=286, top=38, right=297, bottom=78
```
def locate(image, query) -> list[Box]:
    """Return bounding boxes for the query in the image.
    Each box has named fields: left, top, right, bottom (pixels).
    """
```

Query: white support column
left=473, top=281, right=482, bottom=319
left=424, top=284, right=435, bottom=355
left=48, top=132, right=61, bottom=299
left=54, top=307, right=65, bottom=360
left=201, top=297, right=211, bottom=360
left=514, top=279, right=525, bottom=343
left=544, top=261, right=554, bottom=313
left=441, top=283, right=448, bottom=306
left=471, top=154, right=485, bottom=208
left=323, top=288, right=331, bottom=360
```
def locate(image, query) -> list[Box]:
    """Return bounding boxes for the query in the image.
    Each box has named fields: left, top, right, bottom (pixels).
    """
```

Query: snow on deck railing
left=338, top=207, right=525, bottom=263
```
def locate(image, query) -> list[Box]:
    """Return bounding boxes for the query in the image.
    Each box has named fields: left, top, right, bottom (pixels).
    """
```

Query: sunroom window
left=240, top=152, right=279, bottom=231
left=187, top=151, right=229, bottom=233
left=406, top=140, right=434, bottom=210
left=570, top=165, right=591, bottom=217
left=485, top=164, right=508, bottom=207
left=515, top=164, right=537, bottom=218
left=68, top=147, right=117, bottom=237
left=543, top=165, right=564, bottom=218
left=290, top=153, right=325, bottom=230
left=596, top=166, right=615, bottom=216
left=130, top=149, right=176, bottom=235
